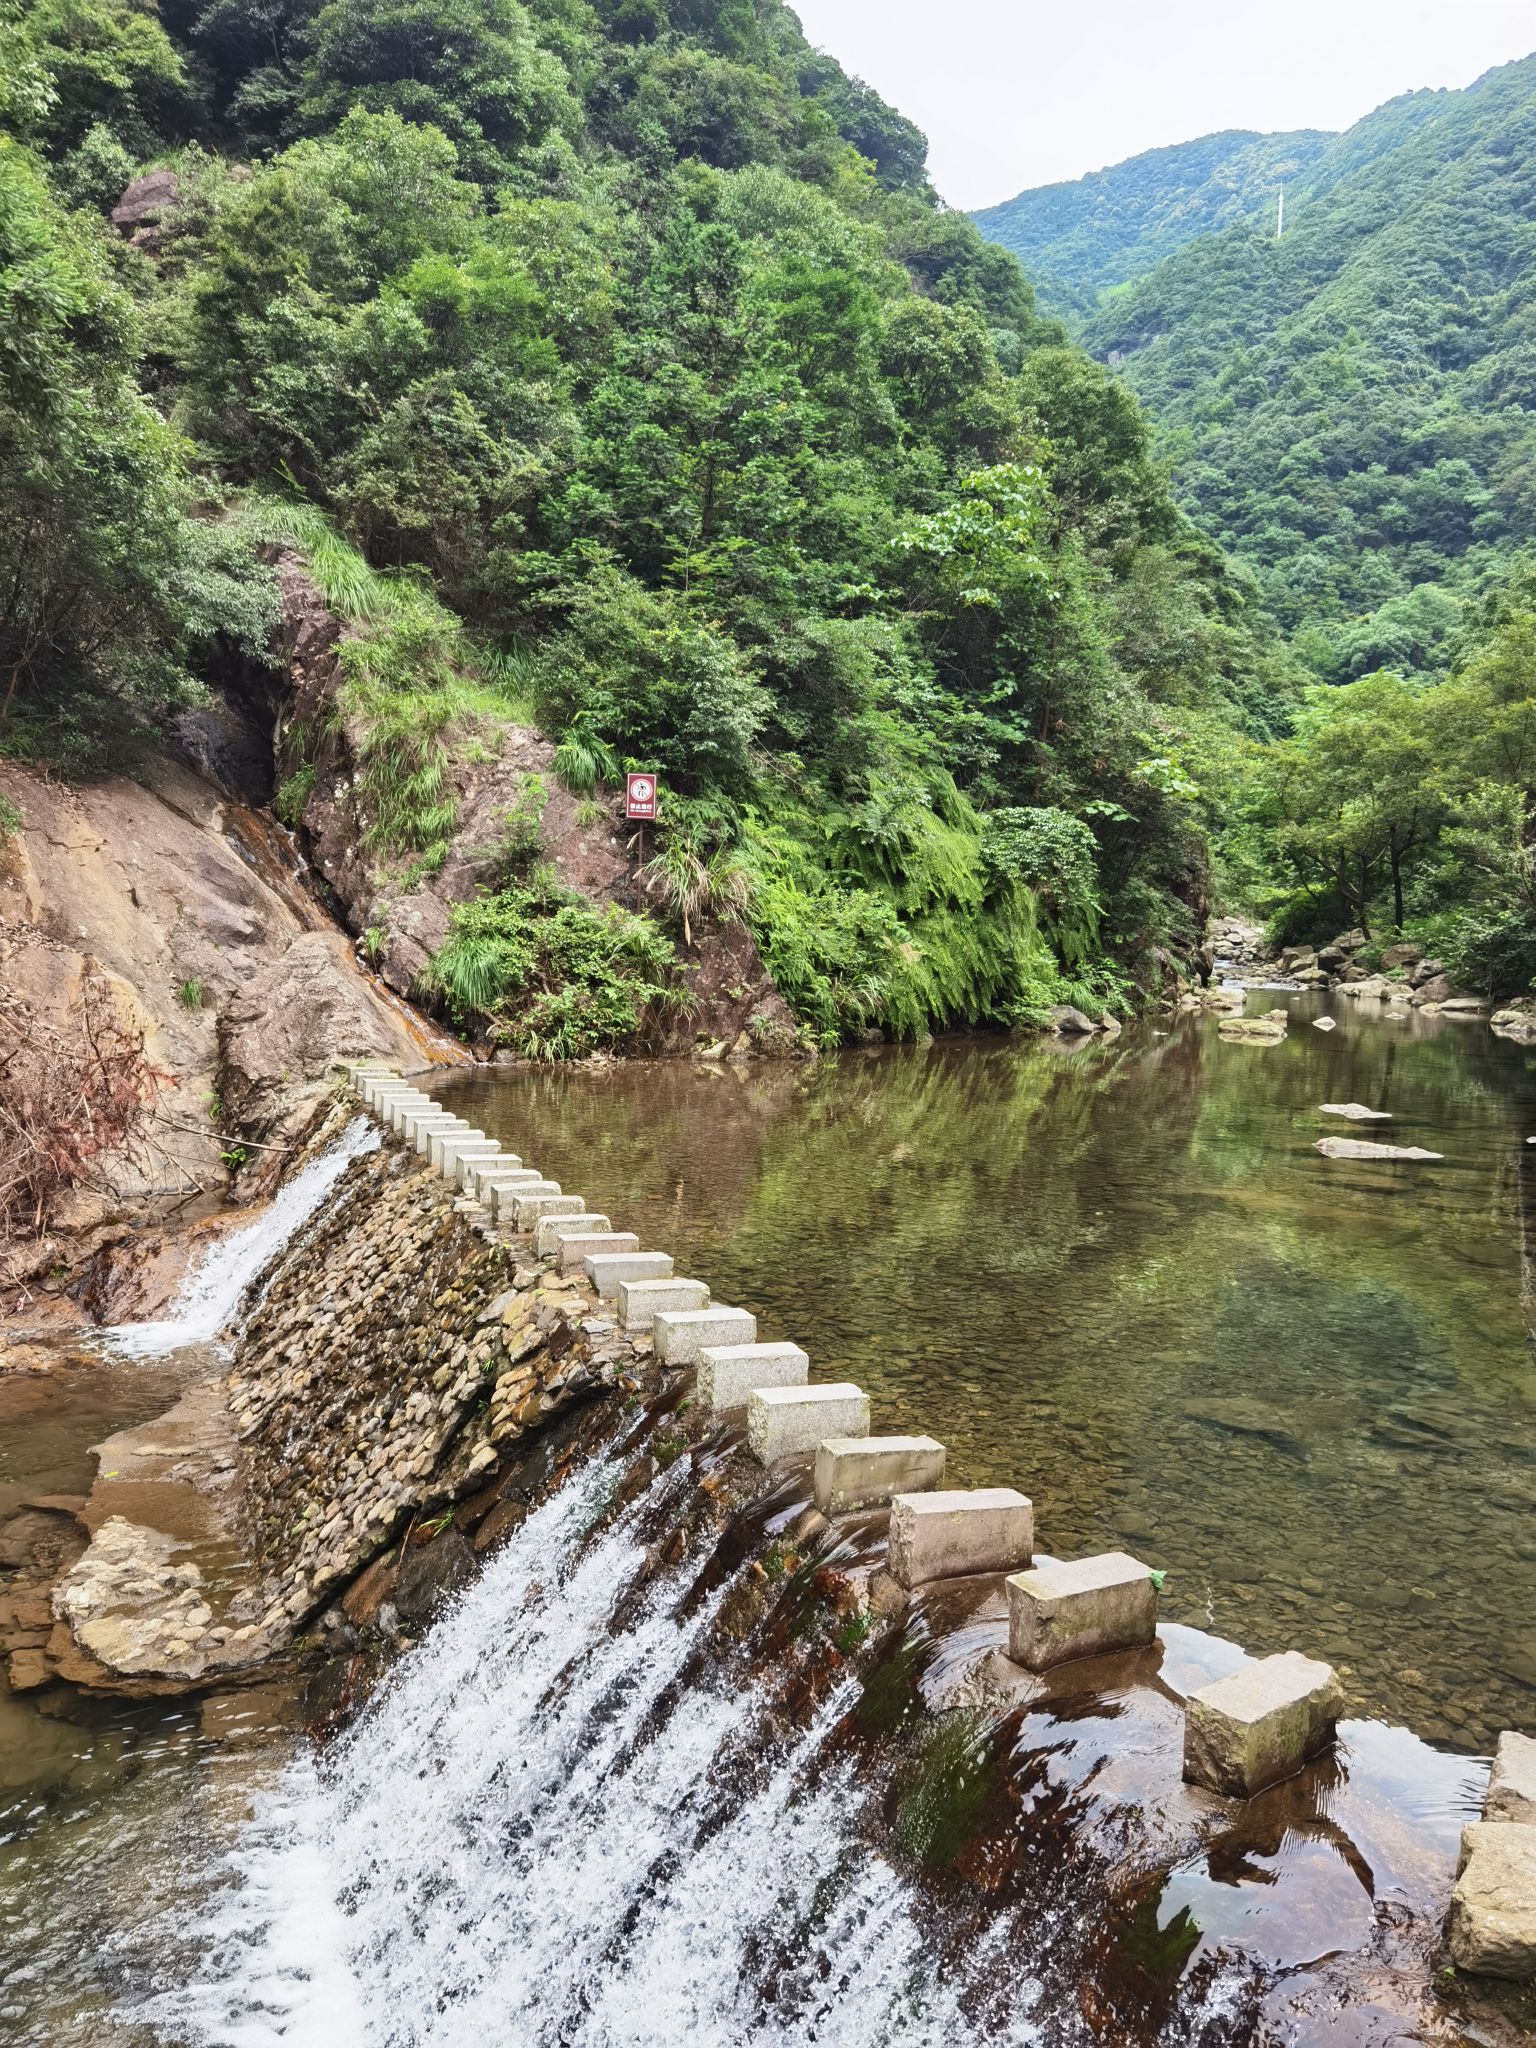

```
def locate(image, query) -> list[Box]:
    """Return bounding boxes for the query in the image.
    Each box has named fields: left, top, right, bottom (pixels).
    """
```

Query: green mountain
left=0, top=0, right=1290, bottom=1048
left=973, top=129, right=1331, bottom=319
left=977, top=55, right=1536, bottom=685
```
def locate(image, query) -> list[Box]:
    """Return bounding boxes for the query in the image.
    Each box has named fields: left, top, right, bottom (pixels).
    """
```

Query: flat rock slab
left=1007, top=1551, right=1156, bottom=1670
left=697, top=1341, right=808, bottom=1412
left=1183, top=1649, right=1342, bottom=1797
left=588, top=1250, right=675, bottom=1297
left=1320, top=1102, right=1391, bottom=1121
left=814, top=1436, right=945, bottom=1515
left=889, top=1487, right=1033, bottom=1589
left=748, top=1383, right=868, bottom=1463
left=1486, top=1730, right=1536, bottom=1824
left=1450, top=1823, right=1536, bottom=1980
left=618, top=1278, right=710, bottom=1329
left=1314, top=1137, right=1443, bottom=1161
left=653, top=1306, right=756, bottom=1366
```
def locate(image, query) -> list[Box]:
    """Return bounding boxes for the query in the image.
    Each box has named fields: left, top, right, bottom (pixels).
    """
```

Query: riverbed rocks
left=1218, top=1011, right=1288, bottom=1044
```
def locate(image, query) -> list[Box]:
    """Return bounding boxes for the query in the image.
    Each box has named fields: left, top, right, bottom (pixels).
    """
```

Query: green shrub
left=178, top=977, right=205, bottom=1008
left=419, top=874, right=680, bottom=1058
left=274, top=763, right=317, bottom=826
left=0, top=793, right=23, bottom=836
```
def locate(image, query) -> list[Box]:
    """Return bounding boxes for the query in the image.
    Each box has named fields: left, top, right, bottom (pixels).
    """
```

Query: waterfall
left=103, top=1117, right=379, bottom=1358
left=122, top=1460, right=1016, bottom=2048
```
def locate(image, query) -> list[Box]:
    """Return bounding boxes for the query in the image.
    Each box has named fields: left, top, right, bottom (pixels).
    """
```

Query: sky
left=790, top=0, right=1536, bottom=209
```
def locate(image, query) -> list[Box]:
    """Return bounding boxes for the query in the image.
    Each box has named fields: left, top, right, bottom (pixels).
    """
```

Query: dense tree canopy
left=0, top=0, right=1297, bottom=1042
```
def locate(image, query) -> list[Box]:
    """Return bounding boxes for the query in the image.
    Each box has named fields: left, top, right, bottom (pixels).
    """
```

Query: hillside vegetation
left=1078, top=57, right=1536, bottom=687
left=973, top=128, right=1328, bottom=321
left=972, top=56, right=1536, bottom=989
left=0, top=0, right=1291, bottom=1051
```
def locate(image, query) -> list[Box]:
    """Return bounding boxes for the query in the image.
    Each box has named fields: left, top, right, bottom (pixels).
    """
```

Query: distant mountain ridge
left=974, top=54, right=1536, bottom=684
left=972, top=128, right=1331, bottom=318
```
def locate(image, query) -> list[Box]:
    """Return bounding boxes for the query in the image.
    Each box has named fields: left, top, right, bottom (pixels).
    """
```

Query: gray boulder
left=1449, top=1824, right=1536, bottom=1979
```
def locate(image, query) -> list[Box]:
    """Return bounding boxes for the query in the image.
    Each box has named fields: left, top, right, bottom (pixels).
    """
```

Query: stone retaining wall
left=225, top=1103, right=640, bottom=1645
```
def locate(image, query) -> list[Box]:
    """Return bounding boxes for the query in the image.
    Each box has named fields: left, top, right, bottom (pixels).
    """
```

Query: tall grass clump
left=241, top=499, right=528, bottom=865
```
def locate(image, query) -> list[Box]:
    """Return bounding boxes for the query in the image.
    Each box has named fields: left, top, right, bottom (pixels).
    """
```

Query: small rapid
left=103, top=1118, right=380, bottom=1359
left=121, top=1460, right=1004, bottom=2048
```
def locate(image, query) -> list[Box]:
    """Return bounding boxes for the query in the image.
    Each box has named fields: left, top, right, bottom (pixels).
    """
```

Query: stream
left=0, top=993, right=1531, bottom=2042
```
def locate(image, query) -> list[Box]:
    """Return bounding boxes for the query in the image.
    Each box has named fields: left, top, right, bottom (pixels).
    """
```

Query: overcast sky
left=791, top=1, right=1536, bottom=209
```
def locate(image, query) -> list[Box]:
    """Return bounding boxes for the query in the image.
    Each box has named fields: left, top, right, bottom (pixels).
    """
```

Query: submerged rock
left=1314, top=1137, right=1443, bottom=1161
left=1312, top=1016, right=1338, bottom=1032
left=1320, top=1102, right=1391, bottom=1121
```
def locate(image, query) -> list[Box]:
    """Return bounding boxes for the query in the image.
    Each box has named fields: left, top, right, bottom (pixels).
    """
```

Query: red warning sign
left=625, top=772, right=657, bottom=821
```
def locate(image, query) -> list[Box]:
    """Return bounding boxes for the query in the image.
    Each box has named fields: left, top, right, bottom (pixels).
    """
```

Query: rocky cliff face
left=0, top=753, right=462, bottom=1297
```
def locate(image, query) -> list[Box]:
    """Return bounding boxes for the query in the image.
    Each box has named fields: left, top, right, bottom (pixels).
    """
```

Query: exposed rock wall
left=0, top=757, right=454, bottom=1295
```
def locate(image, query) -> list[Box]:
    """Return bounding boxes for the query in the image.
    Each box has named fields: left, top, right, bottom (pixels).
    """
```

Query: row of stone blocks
left=1450, top=1731, right=1536, bottom=1979
left=344, top=1065, right=1347, bottom=1805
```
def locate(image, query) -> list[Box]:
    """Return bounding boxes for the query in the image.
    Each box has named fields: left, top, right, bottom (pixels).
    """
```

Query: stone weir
left=28, top=1060, right=1534, bottom=2021
left=329, top=1064, right=1533, bottom=2000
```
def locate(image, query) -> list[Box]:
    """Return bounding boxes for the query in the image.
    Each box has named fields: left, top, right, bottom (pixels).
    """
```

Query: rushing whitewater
left=123, top=1458, right=1021, bottom=2048
left=103, top=1117, right=380, bottom=1358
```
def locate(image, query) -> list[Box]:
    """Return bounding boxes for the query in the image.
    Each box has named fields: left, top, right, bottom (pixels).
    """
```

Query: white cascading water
left=103, top=1117, right=380, bottom=1358
left=123, top=1459, right=1036, bottom=2048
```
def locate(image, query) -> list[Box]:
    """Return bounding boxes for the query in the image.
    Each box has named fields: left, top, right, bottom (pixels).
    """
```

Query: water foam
left=103, top=1117, right=379, bottom=1358
left=126, top=1461, right=1005, bottom=2048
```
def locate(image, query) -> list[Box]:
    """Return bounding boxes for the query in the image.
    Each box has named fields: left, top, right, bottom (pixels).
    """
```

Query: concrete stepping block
left=384, top=1097, right=435, bottom=1132
left=1486, top=1731, right=1536, bottom=1824
left=891, top=1488, right=1033, bottom=1589
left=653, top=1306, right=756, bottom=1367
left=1007, top=1551, right=1155, bottom=1670
left=618, top=1277, right=710, bottom=1329
left=406, top=1114, right=466, bottom=1154
left=557, top=1231, right=637, bottom=1272
left=588, top=1250, right=674, bottom=1297
left=748, top=1383, right=868, bottom=1464
left=362, top=1076, right=411, bottom=1105
left=814, top=1436, right=945, bottom=1515
left=430, top=1128, right=488, bottom=1173
left=533, top=1212, right=611, bottom=1255
left=490, top=1181, right=559, bottom=1225
left=1182, top=1650, right=1343, bottom=1796
left=510, top=1190, right=581, bottom=1230
left=467, top=1162, right=535, bottom=1200
left=1450, top=1823, right=1536, bottom=1980
left=697, top=1342, right=808, bottom=1413
left=447, top=1141, right=504, bottom=1187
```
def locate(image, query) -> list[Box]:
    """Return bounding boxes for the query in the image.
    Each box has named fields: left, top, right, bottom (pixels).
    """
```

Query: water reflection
left=441, top=997, right=1536, bottom=1747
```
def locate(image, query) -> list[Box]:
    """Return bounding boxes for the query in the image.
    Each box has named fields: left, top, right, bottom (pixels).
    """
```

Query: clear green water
left=441, top=994, right=1536, bottom=1751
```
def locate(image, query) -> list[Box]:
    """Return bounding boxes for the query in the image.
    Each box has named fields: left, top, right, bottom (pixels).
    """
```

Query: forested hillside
left=0, top=0, right=1290, bottom=1051
left=1079, top=57, right=1536, bottom=687
left=973, top=128, right=1329, bottom=321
